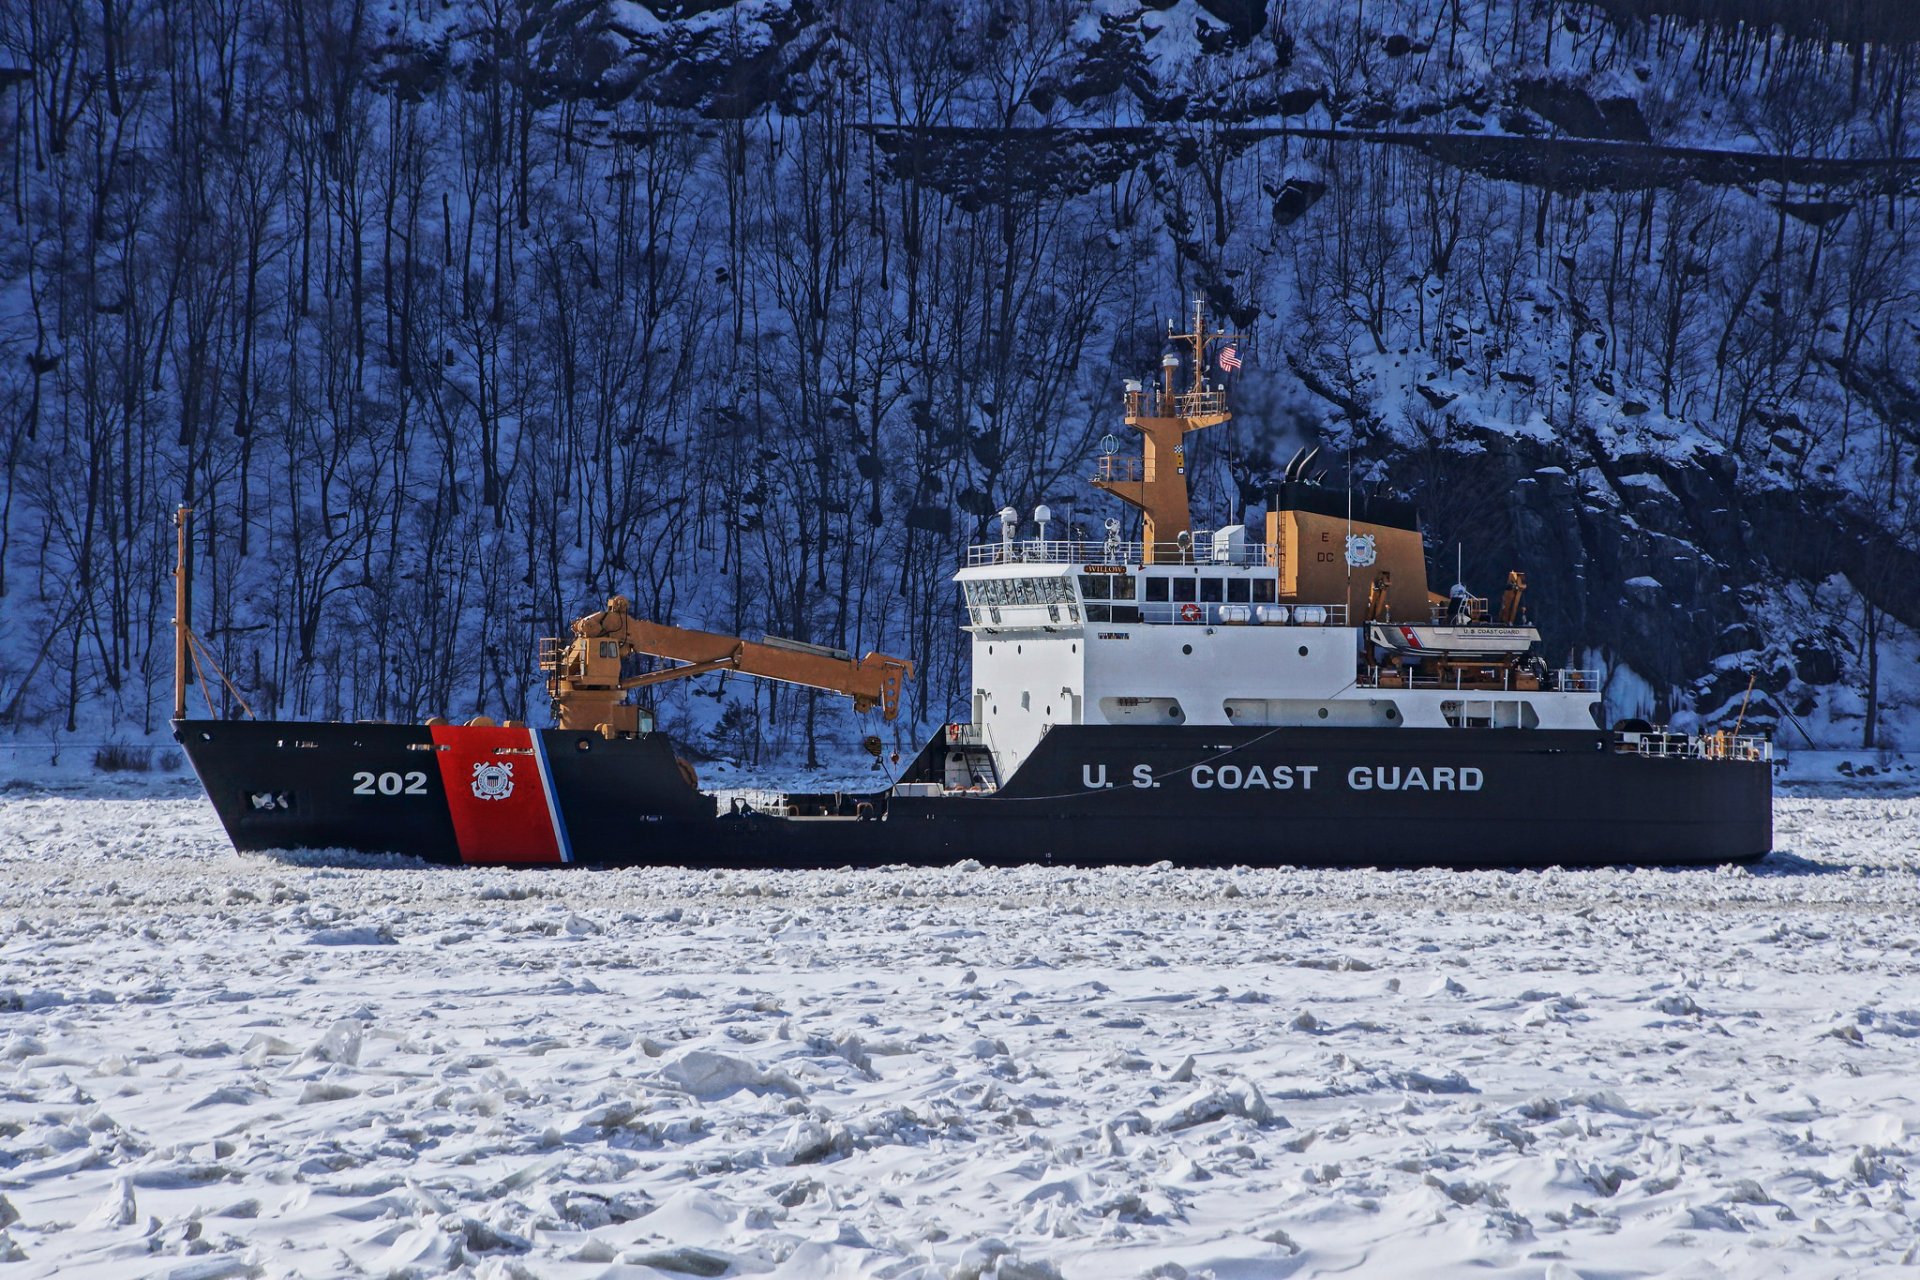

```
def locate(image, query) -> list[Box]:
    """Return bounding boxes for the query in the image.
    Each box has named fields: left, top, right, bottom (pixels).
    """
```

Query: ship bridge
left=960, top=530, right=1344, bottom=630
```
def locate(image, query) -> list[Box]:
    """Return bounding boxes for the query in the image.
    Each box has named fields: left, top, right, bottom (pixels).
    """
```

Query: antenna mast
left=1095, top=297, right=1243, bottom=563
left=1345, top=447, right=1354, bottom=606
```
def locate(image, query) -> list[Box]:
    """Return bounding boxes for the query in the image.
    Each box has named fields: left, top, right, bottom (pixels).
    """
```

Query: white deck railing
left=1356, top=666, right=1600, bottom=693
left=970, top=601, right=1349, bottom=628
left=1626, top=731, right=1772, bottom=763
left=965, top=534, right=1273, bottom=568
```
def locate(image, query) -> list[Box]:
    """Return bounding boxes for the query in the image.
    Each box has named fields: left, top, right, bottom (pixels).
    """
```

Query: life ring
left=1179, top=602, right=1203, bottom=623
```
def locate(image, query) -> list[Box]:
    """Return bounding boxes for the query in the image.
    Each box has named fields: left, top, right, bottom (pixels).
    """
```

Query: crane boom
left=540, top=596, right=914, bottom=734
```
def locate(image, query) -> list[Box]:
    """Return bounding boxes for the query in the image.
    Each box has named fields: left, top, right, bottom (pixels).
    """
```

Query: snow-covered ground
left=2, top=777, right=1919, bottom=1279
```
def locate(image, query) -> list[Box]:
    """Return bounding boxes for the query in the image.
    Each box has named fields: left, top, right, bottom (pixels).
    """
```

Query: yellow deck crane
left=539, top=596, right=914, bottom=735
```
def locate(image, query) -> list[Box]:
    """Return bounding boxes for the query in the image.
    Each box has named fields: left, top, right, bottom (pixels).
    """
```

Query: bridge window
left=1144, top=577, right=1170, bottom=602
left=1226, top=578, right=1250, bottom=603
left=1199, top=578, right=1224, bottom=603
left=1171, top=578, right=1196, bottom=603
left=1111, top=575, right=1136, bottom=601
left=1252, top=579, right=1276, bottom=604
left=1079, top=574, right=1111, bottom=601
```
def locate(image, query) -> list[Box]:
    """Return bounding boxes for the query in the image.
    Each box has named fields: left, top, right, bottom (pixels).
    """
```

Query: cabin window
left=1145, top=577, right=1170, bottom=602
left=1171, top=578, right=1196, bottom=603
left=1252, top=579, right=1276, bottom=603
left=1199, top=578, right=1224, bottom=603
left=1111, top=605, right=1142, bottom=623
left=1226, top=578, right=1250, bottom=603
left=1079, top=574, right=1111, bottom=601
left=1110, top=575, right=1136, bottom=601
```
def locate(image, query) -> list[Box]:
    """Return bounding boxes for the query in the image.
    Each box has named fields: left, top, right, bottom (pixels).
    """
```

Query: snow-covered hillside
left=2, top=0, right=1916, bottom=757
left=2, top=783, right=1918, bottom=1277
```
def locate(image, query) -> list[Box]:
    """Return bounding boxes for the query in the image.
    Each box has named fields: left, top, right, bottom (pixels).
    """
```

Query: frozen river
left=1, top=781, right=1917, bottom=1278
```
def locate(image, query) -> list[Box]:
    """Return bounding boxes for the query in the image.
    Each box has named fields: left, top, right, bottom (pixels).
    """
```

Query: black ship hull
left=175, top=719, right=1773, bottom=869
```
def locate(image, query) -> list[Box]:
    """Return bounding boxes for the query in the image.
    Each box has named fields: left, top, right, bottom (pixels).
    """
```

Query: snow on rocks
left=1, top=787, right=1918, bottom=1276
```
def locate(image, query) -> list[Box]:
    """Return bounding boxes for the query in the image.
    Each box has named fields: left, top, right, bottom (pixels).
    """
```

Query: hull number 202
left=352, top=770, right=428, bottom=796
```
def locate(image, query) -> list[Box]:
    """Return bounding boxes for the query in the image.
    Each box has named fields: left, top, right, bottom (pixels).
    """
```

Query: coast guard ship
left=178, top=303, right=1772, bottom=867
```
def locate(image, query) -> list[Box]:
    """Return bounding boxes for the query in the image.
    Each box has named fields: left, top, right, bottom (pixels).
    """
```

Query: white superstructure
left=930, top=298, right=1617, bottom=790
left=954, top=527, right=1604, bottom=784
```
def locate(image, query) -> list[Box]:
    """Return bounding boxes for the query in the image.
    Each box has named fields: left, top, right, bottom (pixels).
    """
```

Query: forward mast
left=1092, top=298, right=1239, bottom=564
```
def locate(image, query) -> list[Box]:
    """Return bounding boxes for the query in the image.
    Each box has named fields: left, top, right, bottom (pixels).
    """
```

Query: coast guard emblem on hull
left=1344, top=533, right=1377, bottom=568
left=470, top=760, right=515, bottom=801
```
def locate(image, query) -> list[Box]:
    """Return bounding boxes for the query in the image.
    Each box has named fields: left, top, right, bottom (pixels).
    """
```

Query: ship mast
left=173, top=505, right=191, bottom=722
left=1092, top=298, right=1242, bottom=563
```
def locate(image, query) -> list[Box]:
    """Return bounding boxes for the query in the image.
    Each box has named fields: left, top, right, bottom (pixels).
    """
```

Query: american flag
left=1217, top=343, right=1242, bottom=372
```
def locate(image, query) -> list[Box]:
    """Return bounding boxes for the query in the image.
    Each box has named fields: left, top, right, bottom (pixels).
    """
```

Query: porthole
left=988, top=645, right=994, bottom=655
left=1385, top=708, right=1399, bottom=720
left=1298, top=645, right=1309, bottom=657
left=1168, top=706, right=1181, bottom=718
left=1017, top=644, right=1023, bottom=654
left=1317, top=707, right=1329, bottom=719
left=1181, top=644, right=1193, bottom=656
